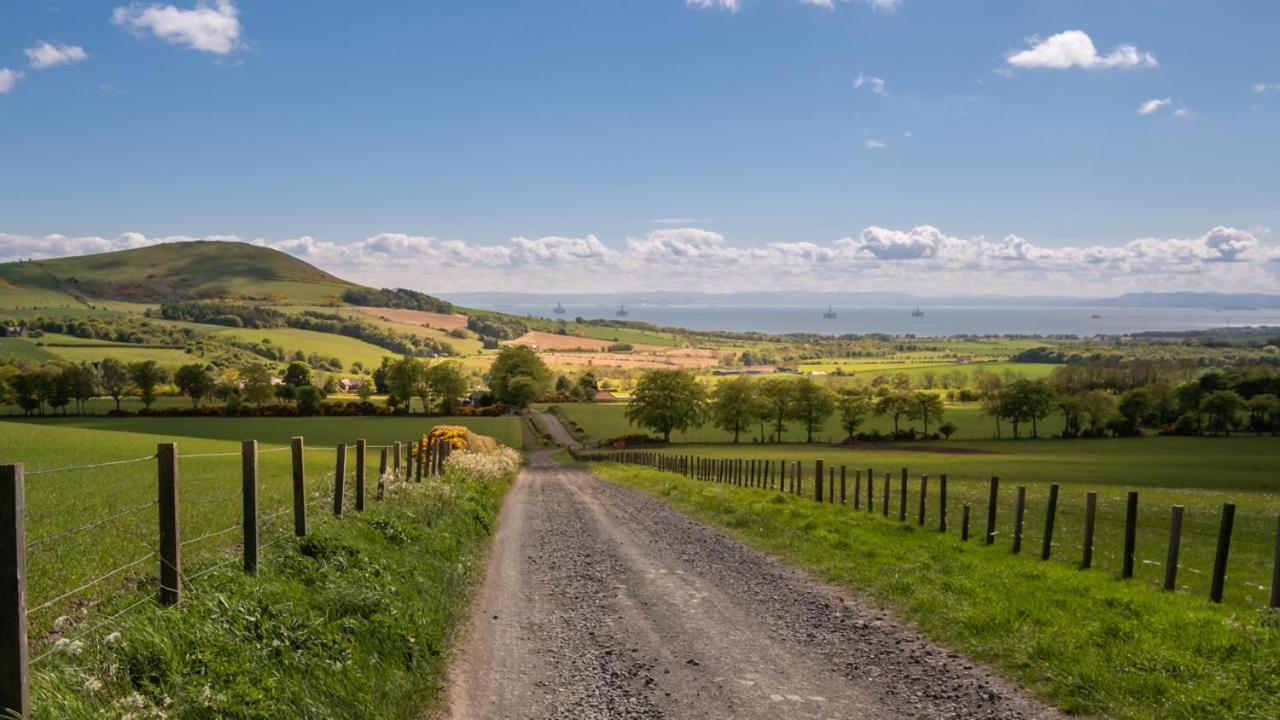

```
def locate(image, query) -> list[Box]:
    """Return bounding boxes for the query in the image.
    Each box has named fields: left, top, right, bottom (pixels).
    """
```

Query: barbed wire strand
left=29, top=592, right=156, bottom=666
left=179, top=523, right=241, bottom=548
left=27, top=552, right=156, bottom=615
left=25, top=500, right=157, bottom=549
left=27, top=454, right=156, bottom=477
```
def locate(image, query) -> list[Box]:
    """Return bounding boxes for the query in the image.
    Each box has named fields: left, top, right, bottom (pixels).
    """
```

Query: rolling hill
left=0, top=241, right=360, bottom=305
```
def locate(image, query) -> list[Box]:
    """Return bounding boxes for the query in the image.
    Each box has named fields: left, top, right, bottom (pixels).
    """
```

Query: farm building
left=592, top=390, right=617, bottom=402
left=0, top=325, right=25, bottom=338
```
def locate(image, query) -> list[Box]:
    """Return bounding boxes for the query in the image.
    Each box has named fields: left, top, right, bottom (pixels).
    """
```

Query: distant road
left=531, top=409, right=580, bottom=448
left=444, top=452, right=1061, bottom=720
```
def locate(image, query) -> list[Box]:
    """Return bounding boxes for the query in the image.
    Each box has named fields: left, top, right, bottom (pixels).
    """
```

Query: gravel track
left=444, top=452, right=1064, bottom=720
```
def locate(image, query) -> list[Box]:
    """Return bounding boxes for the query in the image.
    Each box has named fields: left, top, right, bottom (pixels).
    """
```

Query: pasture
left=0, top=415, right=520, bottom=646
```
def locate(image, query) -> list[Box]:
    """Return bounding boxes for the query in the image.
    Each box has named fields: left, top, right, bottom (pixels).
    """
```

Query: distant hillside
left=0, top=241, right=360, bottom=304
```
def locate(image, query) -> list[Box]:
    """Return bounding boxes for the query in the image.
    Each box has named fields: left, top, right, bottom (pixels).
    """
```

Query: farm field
left=795, top=360, right=1059, bottom=382
left=0, top=414, right=521, bottom=646
left=583, top=459, right=1280, bottom=719
left=211, top=325, right=396, bottom=368
left=555, top=401, right=1067, bottom=441
left=620, top=438, right=1280, bottom=611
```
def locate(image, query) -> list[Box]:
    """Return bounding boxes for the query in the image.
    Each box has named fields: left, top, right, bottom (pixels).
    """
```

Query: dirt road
left=444, top=453, right=1062, bottom=720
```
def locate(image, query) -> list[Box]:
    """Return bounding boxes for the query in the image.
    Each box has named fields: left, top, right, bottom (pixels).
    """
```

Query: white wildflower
left=83, top=677, right=103, bottom=693
left=52, top=615, right=72, bottom=633
left=105, top=632, right=122, bottom=645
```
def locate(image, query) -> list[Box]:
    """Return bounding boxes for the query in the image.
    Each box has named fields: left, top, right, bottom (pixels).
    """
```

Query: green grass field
left=31, top=455, right=513, bottom=719
left=602, top=439, right=1280, bottom=612
left=795, top=360, right=1059, bottom=382
left=211, top=325, right=397, bottom=368
left=581, top=459, right=1280, bottom=719
left=556, top=401, right=1064, bottom=442
left=0, top=415, right=520, bottom=645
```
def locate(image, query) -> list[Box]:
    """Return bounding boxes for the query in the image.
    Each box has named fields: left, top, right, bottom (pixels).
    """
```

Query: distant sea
left=466, top=303, right=1280, bottom=336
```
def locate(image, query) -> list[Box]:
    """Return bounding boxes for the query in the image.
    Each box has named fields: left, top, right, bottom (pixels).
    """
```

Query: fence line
left=576, top=448, right=1280, bottom=613
left=0, top=431, right=458, bottom=718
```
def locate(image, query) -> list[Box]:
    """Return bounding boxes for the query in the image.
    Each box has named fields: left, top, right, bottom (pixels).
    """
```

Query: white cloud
left=0, top=69, right=22, bottom=94
left=854, top=72, right=887, bottom=96
left=1172, top=107, right=1193, bottom=118
left=2, top=226, right=1274, bottom=295
left=112, top=0, right=242, bottom=54
left=1253, top=83, right=1280, bottom=93
left=25, top=42, right=89, bottom=70
left=1007, top=30, right=1156, bottom=70
left=1138, top=97, right=1171, bottom=115
left=686, top=0, right=740, bottom=11
left=864, top=138, right=885, bottom=149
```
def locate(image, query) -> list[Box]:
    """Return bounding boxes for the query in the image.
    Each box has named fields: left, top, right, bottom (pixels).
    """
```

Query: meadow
left=581, top=459, right=1280, bottom=719
left=603, top=438, right=1280, bottom=611
left=0, top=415, right=520, bottom=647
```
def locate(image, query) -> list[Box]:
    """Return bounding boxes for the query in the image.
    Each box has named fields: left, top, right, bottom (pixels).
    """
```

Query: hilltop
left=0, top=241, right=360, bottom=305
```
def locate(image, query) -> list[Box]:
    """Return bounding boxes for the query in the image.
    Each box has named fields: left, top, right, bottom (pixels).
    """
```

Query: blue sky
left=1, top=1, right=1278, bottom=295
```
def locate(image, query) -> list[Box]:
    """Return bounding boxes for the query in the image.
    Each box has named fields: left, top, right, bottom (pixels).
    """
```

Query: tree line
left=623, top=370, right=952, bottom=443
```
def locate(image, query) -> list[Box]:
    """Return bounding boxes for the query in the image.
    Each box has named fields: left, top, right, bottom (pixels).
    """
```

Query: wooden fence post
left=1012, top=486, right=1026, bottom=554
left=1165, top=505, right=1184, bottom=591
left=355, top=440, right=366, bottom=512
left=917, top=475, right=928, bottom=526
left=1122, top=491, right=1138, bottom=579
left=241, top=440, right=258, bottom=575
left=377, top=446, right=388, bottom=501
left=393, top=441, right=402, bottom=483
left=1041, top=484, right=1058, bottom=560
left=882, top=472, right=890, bottom=517
left=853, top=469, right=861, bottom=510
left=415, top=440, right=424, bottom=483
left=814, top=460, right=824, bottom=502
left=0, top=464, right=29, bottom=719
left=840, top=466, right=847, bottom=505
left=333, top=444, right=347, bottom=517
left=291, top=437, right=307, bottom=537
left=1210, top=503, right=1235, bottom=603
left=158, top=442, right=181, bottom=606
left=1082, top=492, right=1097, bottom=569
left=866, top=469, right=874, bottom=513
left=961, top=503, right=971, bottom=542
left=985, top=477, right=999, bottom=545
left=828, top=467, right=835, bottom=503
left=939, top=474, right=948, bottom=532
left=1270, top=514, right=1280, bottom=609
left=899, top=468, right=908, bottom=521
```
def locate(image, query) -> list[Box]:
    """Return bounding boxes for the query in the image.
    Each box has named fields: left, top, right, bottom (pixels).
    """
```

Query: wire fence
left=0, top=432, right=458, bottom=716
left=579, top=449, right=1280, bottom=612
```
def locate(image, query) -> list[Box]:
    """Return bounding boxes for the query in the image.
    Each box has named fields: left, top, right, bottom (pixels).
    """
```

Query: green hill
left=0, top=241, right=360, bottom=305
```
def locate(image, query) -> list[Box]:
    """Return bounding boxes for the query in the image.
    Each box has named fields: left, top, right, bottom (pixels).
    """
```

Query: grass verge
left=29, top=466, right=513, bottom=719
left=581, top=460, right=1280, bottom=719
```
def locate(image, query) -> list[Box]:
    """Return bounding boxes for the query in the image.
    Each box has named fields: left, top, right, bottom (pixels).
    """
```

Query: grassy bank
left=29, top=462, right=514, bottom=719
left=582, top=460, right=1280, bottom=719
left=626, top=440, right=1280, bottom=610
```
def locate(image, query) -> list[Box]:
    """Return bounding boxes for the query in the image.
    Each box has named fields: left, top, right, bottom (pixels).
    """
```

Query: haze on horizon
left=1, top=1, right=1277, bottom=297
